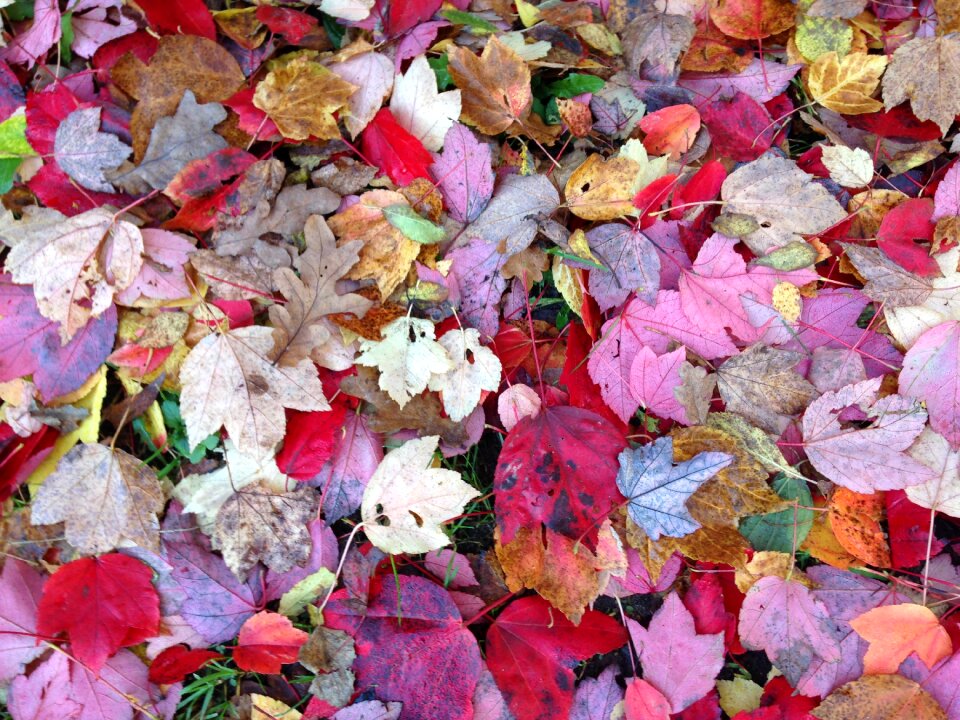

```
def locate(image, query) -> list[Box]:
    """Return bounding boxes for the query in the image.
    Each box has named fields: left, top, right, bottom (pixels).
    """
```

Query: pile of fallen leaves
left=5, top=0, right=960, bottom=718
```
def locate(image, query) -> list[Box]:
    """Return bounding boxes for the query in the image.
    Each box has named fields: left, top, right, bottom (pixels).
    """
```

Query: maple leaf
left=629, top=592, right=725, bottom=713
left=361, top=107, right=434, bottom=186
left=631, top=346, right=715, bottom=426
left=390, top=54, right=462, bottom=152
left=494, top=405, right=626, bottom=546
left=430, top=123, right=495, bottom=224
left=109, top=90, right=228, bottom=193
left=850, top=604, right=953, bottom=674
left=806, top=51, right=887, bottom=115
left=36, top=553, right=160, bottom=672
left=900, top=321, right=960, bottom=447
left=622, top=10, right=695, bottom=78
left=466, top=172, right=560, bottom=255
left=234, top=611, right=309, bottom=674
left=883, top=35, right=960, bottom=134
left=447, top=35, right=557, bottom=142
left=1, top=206, right=143, bottom=341
left=269, top=215, right=372, bottom=368
left=822, top=145, right=874, bottom=187
left=565, top=154, right=641, bottom=222
left=355, top=317, right=453, bottom=408
left=814, top=675, right=948, bottom=720
left=0, top=559, right=45, bottom=685
left=53, top=107, right=131, bottom=193
left=720, top=154, right=846, bottom=255
left=313, top=412, right=382, bottom=523
left=486, top=595, right=627, bottom=720
left=842, top=244, right=934, bottom=310
left=328, top=46, right=394, bottom=138
left=325, top=575, right=483, bottom=720
left=214, top=482, right=318, bottom=582
left=907, top=428, right=960, bottom=518
left=801, top=377, right=935, bottom=493
left=253, top=55, right=355, bottom=141
left=739, top=576, right=842, bottom=687
left=30, top=442, right=163, bottom=554
left=616, top=436, right=733, bottom=541
left=179, top=325, right=329, bottom=461
left=428, top=328, right=502, bottom=422
left=361, top=435, right=480, bottom=554
left=586, top=222, right=662, bottom=310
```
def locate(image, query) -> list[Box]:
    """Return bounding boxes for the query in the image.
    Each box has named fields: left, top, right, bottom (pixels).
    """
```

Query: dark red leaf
left=387, top=0, right=444, bottom=35
left=886, top=490, right=943, bottom=569
left=673, top=689, right=722, bottom=720
left=36, top=554, right=160, bottom=673
left=255, top=7, right=319, bottom=43
left=845, top=104, right=943, bottom=142
left=701, top=93, right=776, bottom=162
left=0, top=423, right=56, bottom=502
left=164, top=147, right=256, bottom=203
left=362, top=107, right=433, bottom=187
left=136, top=0, right=217, bottom=41
left=486, top=595, right=627, bottom=720
left=671, top=160, right=726, bottom=220
left=148, top=645, right=222, bottom=685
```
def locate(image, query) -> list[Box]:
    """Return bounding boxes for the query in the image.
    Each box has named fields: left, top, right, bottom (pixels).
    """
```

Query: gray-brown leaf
left=54, top=107, right=132, bottom=193
left=882, top=35, right=960, bottom=135
left=843, top=244, right=934, bottom=308
left=623, top=11, right=695, bottom=79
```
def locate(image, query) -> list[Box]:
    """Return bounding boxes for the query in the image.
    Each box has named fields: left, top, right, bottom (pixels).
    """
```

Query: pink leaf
left=0, top=559, right=46, bottom=685
left=0, top=0, right=61, bottom=67
left=625, top=679, right=671, bottom=720
left=430, top=123, right=494, bottom=223
left=900, top=321, right=960, bottom=447
left=570, top=666, right=624, bottom=720
left=934, top=162, right=960, bottom=220
left=630, top=346, right=690, bottom=424
left=233, top=611, right=308, bottom=674
left=313, top=413, right=383, bottom=523
left=8, top=652, right=80, bottom=720
left=115, top=229, right=194, bottom=304
left=628, top=592, right=724, bottom=713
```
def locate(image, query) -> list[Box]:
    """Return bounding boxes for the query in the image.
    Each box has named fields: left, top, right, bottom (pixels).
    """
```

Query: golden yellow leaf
left=253, top=55, right=356, bottom=141
left=814, top=675, right=947, bottom=720
left=565, top=154, right=640, bottom=221
left=807, top=51, right=888, bottom=114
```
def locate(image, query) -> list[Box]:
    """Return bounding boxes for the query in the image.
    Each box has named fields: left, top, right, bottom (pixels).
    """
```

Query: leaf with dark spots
left=494, top=405, right=627, bottom=547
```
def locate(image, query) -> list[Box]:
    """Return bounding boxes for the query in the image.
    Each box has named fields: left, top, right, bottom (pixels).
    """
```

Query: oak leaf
left=214, top=482, right=318, bottom=581
left=253, top=55, right=356, bottom=141
left=428, top=328, right=502, bottom=422
left=807, top=51, right=888, bottom=115
left=1, top=206, right=143, bottom=341
left=30, top=442, right=163, bottom=554
left=361, top=436, right=480, bottom=554
left=883, top=35, right=960, bottom=134
left=179, top=325, right=329, bottom=461
left=269, top=215, right=372, bottom=368
left=850, top=604, right=952, bottom=674
left=356, top=317, right=453, bottom=409
left=813, top=675, right=947, bottom=720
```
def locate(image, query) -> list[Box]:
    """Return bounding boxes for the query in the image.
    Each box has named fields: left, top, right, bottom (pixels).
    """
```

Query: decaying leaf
left=428, top=328, right=502, bottom=422
left=883, top=35, right=960, bottom=134
left=54, top=107, right=131, bottom=193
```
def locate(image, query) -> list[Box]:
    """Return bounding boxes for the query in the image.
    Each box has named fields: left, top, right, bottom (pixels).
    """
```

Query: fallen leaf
left=329, top=48, right=394, bottom=138
left=842, top=244, right=934, bottom=309
left=390, top=54, right=461, bottom=152
left=179, top=325, right=329, bottom=461
left=883, top=35, right=960, bottom=134
left=53, top=107, right=131, bottom=193
left=585, top=221, right=661, bottom=310
left=850, top=604, right=952, bottom=674
left=807, top=51, right=888, bottom=115
left=429, top=123, right=495, bottom=224
left=709, top=0, right=796, bottom=39
left=907, top=428, right=960, bottom=518
left=829, top=487, right=891, bottom=567
left=234, top=611, right=309, bottom=674
left=822, top=145, right=874, bottom=187
left=565, top=154, right=641, bottom=221
left=813, top=675, right=947, bottom=720
left=465, top=173, right=560, bottom=255
left=900, top=321, right=960, bottom=447
left=0, top=559, right=46, bottom=685
left=361, top=107, right=434, bottom=186
left=428, top=328, right=502, bottom=422
left=361, top=435, right=479, bottom=554
left=616, top=436, right=733, bottom=541
left=622, top=11, right=695, bottom=78
left=253, top=55, right=355, bottom=141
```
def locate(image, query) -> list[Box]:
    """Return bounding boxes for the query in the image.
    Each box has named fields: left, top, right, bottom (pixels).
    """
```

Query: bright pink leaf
left=362, top=107, right=433, bottom=187
left=494, top=405, right=626, bottom=545
left=629, top=346, right=690, bottom=425
left=7, top=652, right=80, bottom=720
left=36, top=554, right=160, bottom=673
left=628, top=592, right=724, bottom=713
left=430, top=122, right=494, bottom=223
left=325, top=575, right=482, bottom=720
left=625, top=678, right=671, bottom=720
left=233, top=611, right=308, bottom=674
left=0, top=0, right=60, bottom=67
left=900, top=321, right=960, bottom=448
left=935, top=162, right=960, bottom=220
left=486, top=595, right=627, bottom=720
left=0, top=559, right=46, bottom=684
left=116, top=229, right=194, bottom=304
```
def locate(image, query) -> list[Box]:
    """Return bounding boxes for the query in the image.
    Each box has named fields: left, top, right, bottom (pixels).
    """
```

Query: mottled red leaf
left=876, top=198, right=939, bottom=277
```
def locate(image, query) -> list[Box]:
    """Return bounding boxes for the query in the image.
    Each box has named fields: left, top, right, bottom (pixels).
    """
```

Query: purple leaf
left=586, top=222, right=661, bottom=311
left=934, top=162, right=960, bottom=220
left=0, top=278, right=116, bottom=402
left=678, top=59, right=802, bottom=109
left=445, top=237, right=508, bottom=339
left=900, top=321, right=960, bottom=447
left=430, top=123, right=494, bottom=224
left=570, top=666, right=623, bottom=720
left=313, top=413, right=383, bottom=523
left=0, top=559, right=46, bottom=685
left=628, top=592, right=724, bottom=712
left=902, top=650, right=960, bottom=720
left=616, top=436, right=732, bottom=540
left=160, top=504, right=262, bottom=644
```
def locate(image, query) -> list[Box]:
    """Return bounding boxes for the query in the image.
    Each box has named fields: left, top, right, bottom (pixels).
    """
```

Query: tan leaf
left=180, top=325, right=328, bottom=461
left=807, top=51, right=887, bottom=115
left=214, top=482, right=318, bottom=581
left=253, top=55, right=356, bottom=141
left=270, top=215, right=372, bottom=367
left=717, top=344, right=819, bottom=434
left=675, top=363, right=716, bottom=426
left=812, top=675, right=947, bottom=720
left=1, top=207, right=143, bottom=341
left=883, top=35, right=960, bottom=134
left=623, top=10, right=695, bottom=77
left=327, top=190, right=421, bottom=298
left=361, top=436, right=480, bottom=554
left=821, top=145, right=874, bottom=187
left=565, top=154, right=640, bottom=221
left=428, top=328, right=503, bottom=422
left=30, top=443, right=163, bottom=554
left=111, top=35, right=245, bottom=160
left=389, top=55, right=462, bottom=152
left=842, top=244, right=934, bottom=309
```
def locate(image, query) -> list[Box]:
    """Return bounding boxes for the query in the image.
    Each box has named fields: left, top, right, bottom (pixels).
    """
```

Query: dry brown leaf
left=447, top=36, right=558, bottom=143
left=213, top=481, right=318, bottom=581
left=190, top=249, right=274, bottom=301
left=847, top=189, right=907, bottom=238
left=1, top=207, right=143, bottom=341
left=842, top=244, right=933, bottom=308
left=269, top=215, right=372, bottom=367
left=812, top=675, right=947, bottom=720
left=496, top=526, right=603, bottom=625
left=806, top=51, right=888, bottom=115
left=883, top=35, right=960, bottom=134
left=30, top=442, right=163, bottom=554
left=111, top=35, right=245, bottom=159
left=564, top=154, right=640, bottom=221
left=253, top=55, right=356, bottom=141
left=622, top=10, right=695, bottom=78
left=326, top=190, right=421, bottom=298
left=179, top=325, right=328, bottom=461
left=717, top=344, right=819, bottom=434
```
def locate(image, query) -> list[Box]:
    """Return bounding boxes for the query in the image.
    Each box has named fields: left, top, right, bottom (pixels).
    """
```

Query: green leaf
left=59, top=12, right=74, bottom=64
left=279, top=568, right=335, bottom=617
left=383, top=204, right=446, bottom=245
left=428, top=55, right=453, bottom=90
left=740, top=474, right=814, bottom=553
left=0, top=113, right=35, bottom=160
left=439, top=9, right=499, bottom=34
left=0, top=159, right=19, bottom=194
left=546, top=73, right=605, bottom=98
left=751, top=241, right=819, bottom=271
